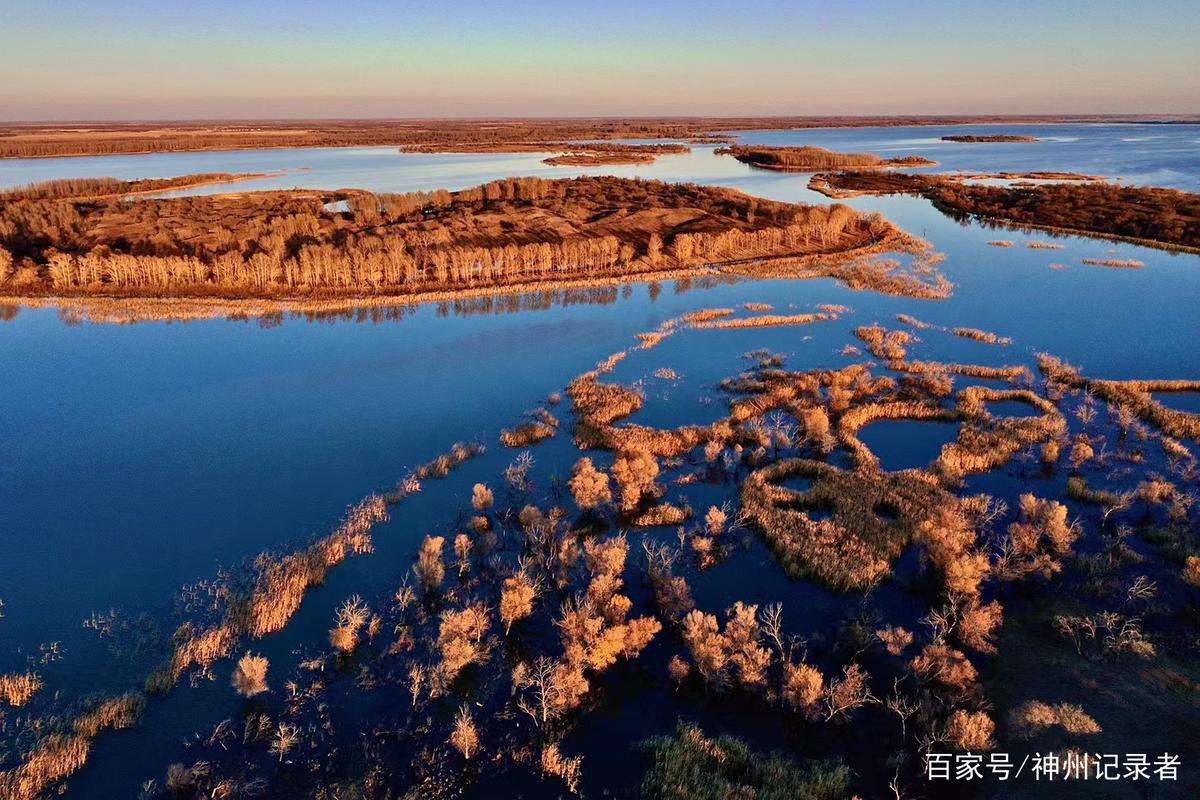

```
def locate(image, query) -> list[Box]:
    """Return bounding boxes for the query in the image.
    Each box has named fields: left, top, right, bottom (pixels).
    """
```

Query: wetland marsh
left=1, top=123, right=1199, bottom=799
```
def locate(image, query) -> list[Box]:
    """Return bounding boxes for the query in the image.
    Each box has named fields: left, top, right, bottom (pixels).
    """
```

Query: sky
left=1, top=0, right=1197, bottom=120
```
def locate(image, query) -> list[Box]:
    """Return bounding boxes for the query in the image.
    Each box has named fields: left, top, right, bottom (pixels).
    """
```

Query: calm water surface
left=0, top=124, right=1197, bottom=796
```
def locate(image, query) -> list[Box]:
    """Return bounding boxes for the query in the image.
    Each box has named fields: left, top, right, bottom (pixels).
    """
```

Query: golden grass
left=741, top=459, right=956, bottom=591
left=1081, top=258, right=1145, bottom=269
left=689, top=312, right=838, bottom=330
left=0, top=671, right=42, bottom=707
left=0, top=693, right=144, bottom=800
left=1038, top=356, right=1200, bottom=443
left=901, top=360, right=1030, bottom=382
left=854, top=324, right=912, bottom=361
left=952, top=327, right=1012, bottom=346
left=681, top=308, right=735, bottom=324
left=231, top=652, right=270, bottom=697
left=895, top=313, right=932, bottom=329
left=630, top=502, right=692, bottom=527
left=935, top=387, right=1066, bottom=481
left=148, top=441, right=483, bottom=693
left=501, top=408, right=559, bottom=448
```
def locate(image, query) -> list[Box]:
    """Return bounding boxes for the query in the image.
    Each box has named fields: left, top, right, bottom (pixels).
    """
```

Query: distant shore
left=2, top=115, right=1195, bottom=159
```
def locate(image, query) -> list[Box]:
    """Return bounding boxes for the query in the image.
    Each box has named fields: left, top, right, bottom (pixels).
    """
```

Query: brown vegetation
left=0, top=671, right=42, bottom=707
left=1, top=116, right=1153, bottom=159
left=0, top=693, right=144, bottom=800
left=142, top=442, right=482, bottom=696
left=0, top=175, right=911, bottom=303
left=501, top=409, right=559, bottom=447
left=941, top=135, right=1039, bottom=143
left=1038, top=355, right=1200, bottom=443
left=0, top=173, right=270, bottom=201
left=742, top=459, right=958, bottom=590
left=541, top=143, right=689, bottom=166
left=952, top=327, right=1011, bottom=345
left=230, top=652, right=269, bottom=697
left=808, top=171, right=1200, bottom=252
left=1081, top=257, right=1145, bottom=268
left=717, top=145, right=936, bottom=171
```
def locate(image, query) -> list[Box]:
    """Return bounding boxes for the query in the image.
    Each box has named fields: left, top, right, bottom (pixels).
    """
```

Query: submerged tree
left=230, top=653, right=269, bottom=698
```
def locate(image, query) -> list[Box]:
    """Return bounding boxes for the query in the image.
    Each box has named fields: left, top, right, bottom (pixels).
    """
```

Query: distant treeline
left=0, top=175, right=894, bottom=297
left=400, top=142, right=690, bottom=155
left=809, top=172, right=1200, bottom=251
left=716, top=145, right=935, bottom=171
left=0, top=116, right=1179, bottom=159
left=0, top=173, right=264, bottom=201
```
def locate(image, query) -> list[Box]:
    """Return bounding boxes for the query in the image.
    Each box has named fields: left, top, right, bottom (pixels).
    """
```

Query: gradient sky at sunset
left=2, top=0, right=1197, bottom=120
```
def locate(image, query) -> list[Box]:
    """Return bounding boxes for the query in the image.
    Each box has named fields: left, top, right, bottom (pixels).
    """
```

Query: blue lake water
left=1, top=124, right=1198, bottom=797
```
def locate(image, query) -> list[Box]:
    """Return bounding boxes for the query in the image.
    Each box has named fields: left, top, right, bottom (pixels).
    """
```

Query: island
left=398, top=141, right=690, bottom=166
left=941, top=134, right=1040, bottom=143
left=716, top=144, right=937, bottom=171
left=807, top=171, right=1200, bottom=252
left=0, top=175, right=943, bottom=318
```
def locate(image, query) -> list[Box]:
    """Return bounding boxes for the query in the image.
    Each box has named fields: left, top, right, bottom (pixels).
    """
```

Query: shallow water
left=1, top=125, right=1199, bottom=797
left=856, top=419, right=962, bottom=471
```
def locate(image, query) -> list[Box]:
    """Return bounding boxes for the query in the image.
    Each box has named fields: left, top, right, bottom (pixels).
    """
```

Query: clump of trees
left=568, top=457, right=613, bottom=511
left=0, top=176, right=897, bottom=301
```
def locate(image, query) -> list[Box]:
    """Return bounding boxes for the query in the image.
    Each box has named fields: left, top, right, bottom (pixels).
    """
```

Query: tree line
left=0, top=175, right=885, bottom=297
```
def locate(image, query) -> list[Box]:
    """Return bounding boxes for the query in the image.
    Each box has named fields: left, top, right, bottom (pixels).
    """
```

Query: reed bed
left=22, top=287, right=1199, bottom=795
left=952, top=327, right=1012, bottom=346
left=2, top=440, right=484, bottom=797
left=935, top=387, right=1065, bottom=481
left=892, top=316, right=1013, bottom=348
left=0, top=693, right=144, bottom=800
left=1081, top=258, right=1145, bottom=269
left=689, top=312, right=837, bottom=330
left=1038, top=357, right=1200, bottom=443
left=895, top=313, right=932, bottom=329
left=854, top=325, right=912, bottom=361
left=501, top=409, right=559, bottom=448
left=741, top=459, right=956, bottom=591
left=0, top=173, right=268, bottom=201
left=0, top=671, right=42, bottom=707
left=901, top=360, right=1030, bottom=382
left=151, top=441, right=483, bottom=692
left=681, top=308, right=735, bottom=324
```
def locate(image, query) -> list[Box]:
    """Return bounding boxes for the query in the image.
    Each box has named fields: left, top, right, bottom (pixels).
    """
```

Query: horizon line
left=4, top=112, right=1200, bottom=127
